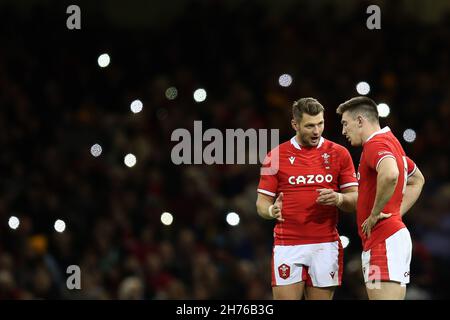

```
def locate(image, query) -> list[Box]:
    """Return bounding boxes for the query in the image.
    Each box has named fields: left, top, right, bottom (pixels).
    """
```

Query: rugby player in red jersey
left=256, top=98, right=358, bottom=300
left=336, top=96, right=425, bottom=299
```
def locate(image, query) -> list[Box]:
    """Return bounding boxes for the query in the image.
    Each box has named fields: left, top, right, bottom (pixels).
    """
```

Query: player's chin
left=310, top=137, right=320, bottom=145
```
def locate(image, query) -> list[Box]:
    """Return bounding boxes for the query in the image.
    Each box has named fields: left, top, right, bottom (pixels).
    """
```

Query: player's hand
left=361, top=212, right=392, bottom=238
left=269, top=192, right=285, bottom=222
left=316, top=189, right=341, bottom=206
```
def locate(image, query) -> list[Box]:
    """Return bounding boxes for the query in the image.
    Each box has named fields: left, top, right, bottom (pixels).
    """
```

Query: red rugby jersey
left=258, top=136, right=358, bottom=245
left=357, top=127, right=417, bottom=250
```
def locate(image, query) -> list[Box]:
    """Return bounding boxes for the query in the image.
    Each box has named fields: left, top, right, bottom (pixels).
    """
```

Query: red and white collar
left=290, top=136, right=325, bottom=150
left=364, top=126, right=391, bottom=144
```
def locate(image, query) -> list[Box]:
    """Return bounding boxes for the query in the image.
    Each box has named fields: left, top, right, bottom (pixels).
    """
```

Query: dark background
left=0, top=0, right=449, bottom=299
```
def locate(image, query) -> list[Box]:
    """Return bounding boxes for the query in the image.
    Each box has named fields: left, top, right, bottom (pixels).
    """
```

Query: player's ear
left=357, top=115, right=363, bottom=127
left=291, top=119, right=298, bottom=131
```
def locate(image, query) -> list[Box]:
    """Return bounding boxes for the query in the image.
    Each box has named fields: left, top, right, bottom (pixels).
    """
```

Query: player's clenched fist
left=316, top=188, right=343, bottom=206
left=269, top=192, right=285, bottom=222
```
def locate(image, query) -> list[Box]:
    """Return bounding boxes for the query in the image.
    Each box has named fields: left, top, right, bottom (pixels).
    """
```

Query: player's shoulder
left=365, top=132, right=395, bottom=149
left=275, top=139, right=298, bottom=152
left=278, top=140, right=293, bottom=150
left=265, top=140, right=290, bottom=156
left=322, top=138, right=350, bottom=155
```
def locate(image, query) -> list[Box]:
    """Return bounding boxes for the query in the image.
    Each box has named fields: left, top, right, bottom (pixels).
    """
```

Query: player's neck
left=295, top=135, right=303, bottom=147
left=362, top=124, right=382, bottom=143
left=295, top=135, right=317, bottom=149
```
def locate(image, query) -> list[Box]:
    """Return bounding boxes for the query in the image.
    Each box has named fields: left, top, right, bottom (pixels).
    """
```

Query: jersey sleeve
left=257, top=151, right=278, bottom=197
left=406, top=156, right=417, bottom=177
left=338, top=147, right=359, bottom=190
left=365, top=141, right=396, bottom=171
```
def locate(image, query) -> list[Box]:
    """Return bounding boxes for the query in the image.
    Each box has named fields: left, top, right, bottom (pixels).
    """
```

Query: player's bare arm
left=256, top=192, right=285, bottom=222
left=401, top=167, right=425, bottom=216
left=361, top=157, right=398, bottom=237
left=316, top=187, right=357, bottom=212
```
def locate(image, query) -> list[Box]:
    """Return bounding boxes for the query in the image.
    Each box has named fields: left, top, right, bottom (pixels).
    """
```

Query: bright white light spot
left=278, top=74, right=293, bottom=87
left=130, top=99, right=143, bottom=113
left=403, top=129, right=417, bottom=143
left=124, top=153, right=137, bottom=168
left=90, top=144, right=102, bottom=157
left=54, top=219, right=66, bottom=233
left=165, top=87, right=178, bottom=100
left=8, top=216, right=20, bottom=230
left=161, top=212, right=173, bottom=226
left=356, top=82, right=371, bottom=95
left=226, top=212, right=240, bottom=226
left=340, top=235, right=350, bottom=249
left=97, top=53, right=110, bottom=68
left=193, top=88, right=207, bottom=102
left=377, top=103, right=390, bottom=117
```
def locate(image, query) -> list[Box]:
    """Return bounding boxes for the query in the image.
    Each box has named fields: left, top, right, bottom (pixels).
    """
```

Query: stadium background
left=0, top=0, right=449, bottom=299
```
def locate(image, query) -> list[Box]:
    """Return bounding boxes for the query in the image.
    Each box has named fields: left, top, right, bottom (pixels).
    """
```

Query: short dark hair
left=336, top=96, right=379, bottom=123
left=292, top=98, right=324, bottom=122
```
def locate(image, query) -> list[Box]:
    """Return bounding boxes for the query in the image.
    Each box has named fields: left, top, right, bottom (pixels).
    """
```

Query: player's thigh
left=305, top=286, right=336, bottom=300
left=273, top=281, right=305, bottom=300
left=272, top=245, right=306, bottom=287
left=366, top=281, right=406, bottom=300
left=362, top=228, right=412, bottom=299
left=308, top=241, right=343, bottom=288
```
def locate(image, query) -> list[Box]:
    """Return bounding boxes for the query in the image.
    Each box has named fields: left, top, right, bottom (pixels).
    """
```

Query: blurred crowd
left=0, top=1, right=449, bottom=299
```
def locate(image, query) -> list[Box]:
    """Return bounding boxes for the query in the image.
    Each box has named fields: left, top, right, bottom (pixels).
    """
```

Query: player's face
left=292, top=112, right=324, bottom=147
left=341, top=111, right=362, bottom=146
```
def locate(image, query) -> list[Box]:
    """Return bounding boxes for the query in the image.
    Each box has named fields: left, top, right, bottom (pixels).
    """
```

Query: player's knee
left=273, top=283, right=304, bottom=300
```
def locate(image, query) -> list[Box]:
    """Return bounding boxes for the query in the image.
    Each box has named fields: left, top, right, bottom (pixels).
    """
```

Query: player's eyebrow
left=305, top=120, right=324, bottom=126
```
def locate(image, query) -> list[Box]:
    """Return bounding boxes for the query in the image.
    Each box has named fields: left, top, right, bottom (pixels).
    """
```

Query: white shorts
left=361, top=228, right=412, bottom=285
left=272, top=241, right=343, bottom=287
